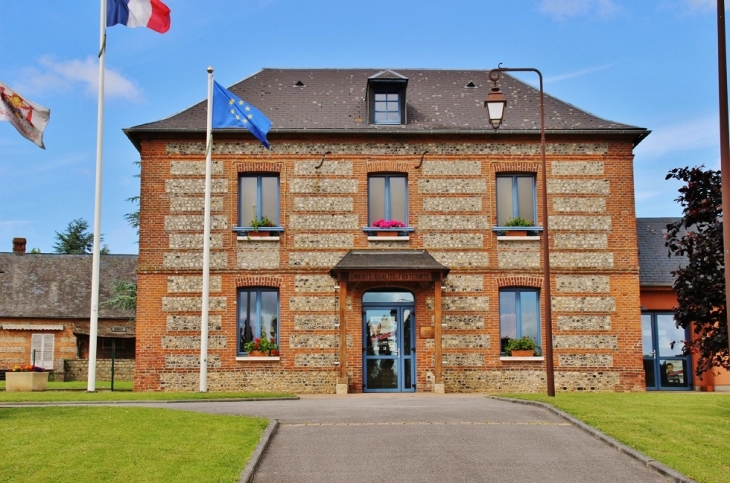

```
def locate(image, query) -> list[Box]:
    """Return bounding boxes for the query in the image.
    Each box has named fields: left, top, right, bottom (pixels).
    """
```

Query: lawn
left=0, top=406, right=268, bottom=483
left=0, top=380, right=295, bottom=402
left=507, top=392, right=730, bottom=483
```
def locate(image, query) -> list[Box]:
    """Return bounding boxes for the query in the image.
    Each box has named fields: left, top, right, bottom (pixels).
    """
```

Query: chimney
left=12, top=238, right=26, bottom=255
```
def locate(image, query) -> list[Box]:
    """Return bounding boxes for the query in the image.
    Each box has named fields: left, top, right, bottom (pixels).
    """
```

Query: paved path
left=142, top=394, right=682, bottom=483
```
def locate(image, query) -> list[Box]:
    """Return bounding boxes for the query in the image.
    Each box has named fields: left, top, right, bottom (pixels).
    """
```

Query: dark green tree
left=125, top=160, right=141, bottom=241
left=53, top=218, right=110, bottom=254
left=665, top=166, right=729, bottom=375
left=104, top=161, right=141, bottom=321
left=101, top=279, right=137, bottom=322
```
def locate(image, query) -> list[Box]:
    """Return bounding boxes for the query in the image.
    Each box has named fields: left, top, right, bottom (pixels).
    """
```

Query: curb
left=239, top=419, right=279, bottom=483
left=490, top=396, right=697, bottom=483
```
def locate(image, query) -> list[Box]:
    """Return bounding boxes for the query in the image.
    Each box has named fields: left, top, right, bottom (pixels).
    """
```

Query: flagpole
left=87, top=0, right=107, bottom=392
left=200, top=66, right=214, bottom=392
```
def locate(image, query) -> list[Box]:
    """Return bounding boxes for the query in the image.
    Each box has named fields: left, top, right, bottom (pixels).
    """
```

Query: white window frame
left=30, top=333, right=54, bottom=369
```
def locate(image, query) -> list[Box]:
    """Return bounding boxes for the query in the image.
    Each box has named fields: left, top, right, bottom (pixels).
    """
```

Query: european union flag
left=212, top=81, right=271, bottom=149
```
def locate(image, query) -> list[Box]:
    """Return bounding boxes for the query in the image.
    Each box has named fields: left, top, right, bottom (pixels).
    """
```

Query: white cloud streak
left=683, top=0, right=715, bottom=13
left=633, top=115, right=719, bottom=159
left=544, top=63, right=616, bottom=83
left=540, top=0, right=620, bottom=19
left=18, top=56, right=141, bottom=101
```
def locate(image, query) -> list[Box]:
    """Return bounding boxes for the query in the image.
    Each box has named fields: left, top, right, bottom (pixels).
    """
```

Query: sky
left=0, top=0, right=724, bottom=255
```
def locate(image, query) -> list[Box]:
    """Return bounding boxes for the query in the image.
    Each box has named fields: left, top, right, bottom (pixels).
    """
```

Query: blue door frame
left=362, top=302, right=415, bottom=392
left=642, top=312, right=693, bottom=391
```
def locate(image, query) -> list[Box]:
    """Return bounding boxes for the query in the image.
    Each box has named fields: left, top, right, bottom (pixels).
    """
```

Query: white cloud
left=633, top=115, right=719, bottom=158
left=540, top=0, right=619, bottom=19
left=683, top=0, right=715, bottom=13
left=659, top=0, right=720, bottom=15
left=544, top=63, right=616, bottom=83
left=17, top=56, right=141, bottom=101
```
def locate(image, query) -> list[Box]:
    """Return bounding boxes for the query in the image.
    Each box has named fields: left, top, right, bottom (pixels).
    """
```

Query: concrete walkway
left=141, top=394, right=690, bottom=483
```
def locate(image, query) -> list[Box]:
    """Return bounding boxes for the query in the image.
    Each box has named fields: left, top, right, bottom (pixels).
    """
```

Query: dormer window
left=374, top=92, right=401, bottom=124
left=367, top=70, right=408, bottom=125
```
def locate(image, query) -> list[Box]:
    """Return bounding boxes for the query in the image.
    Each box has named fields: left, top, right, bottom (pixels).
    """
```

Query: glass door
left=642, top=312, right=692, bottom=390
left=363, top=304, right=415, bottom=392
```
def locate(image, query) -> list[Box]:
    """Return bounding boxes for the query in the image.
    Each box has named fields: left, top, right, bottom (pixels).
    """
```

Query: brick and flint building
left=125, top=68, right=650, bottom=393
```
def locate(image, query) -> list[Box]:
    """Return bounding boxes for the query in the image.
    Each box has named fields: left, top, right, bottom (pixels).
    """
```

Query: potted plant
left=503, top=217, right=533, bottom=236
left=504, top=336, right=537, bottom=357
left=248, top=215, right=275, bottom=237
left=371, top=219, right=406, bottom=236
left=244, top=337, right=279, bottom=357
left=6, top=364, right=49, bottom=392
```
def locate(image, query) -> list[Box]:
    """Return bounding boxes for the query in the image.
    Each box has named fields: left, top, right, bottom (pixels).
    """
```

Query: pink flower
left=371, top=219, right=406, bottom=229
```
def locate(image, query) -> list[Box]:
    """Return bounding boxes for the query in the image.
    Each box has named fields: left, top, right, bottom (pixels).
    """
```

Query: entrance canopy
left=330, top=250, right=449, bottom=282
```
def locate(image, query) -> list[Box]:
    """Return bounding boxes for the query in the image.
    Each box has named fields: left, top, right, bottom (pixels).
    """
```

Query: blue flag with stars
left=212, top=81, right=271, bottom=149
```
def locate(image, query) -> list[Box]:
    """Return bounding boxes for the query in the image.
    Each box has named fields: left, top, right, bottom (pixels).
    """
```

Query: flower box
left=6, top=371, right=49, bottom=392
left=247, top=230, right=271, bottom=237
left=510, top=349, right=535, bottom=357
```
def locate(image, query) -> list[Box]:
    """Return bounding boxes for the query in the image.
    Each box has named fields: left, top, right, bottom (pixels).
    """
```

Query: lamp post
left=717, top=0, right=730, bottom=354
left=485, top=67, right=556, bottom=397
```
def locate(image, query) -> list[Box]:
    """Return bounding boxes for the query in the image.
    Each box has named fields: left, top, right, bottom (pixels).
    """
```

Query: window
left=367, top=71, right=407, bottom=125
left=373, top=92, right=401, bottom=124
left=499, top=289, right=540, bottom=354
left=368, top=174, right=407, bottom=225
left=496, top=174, right=536, bottom=226
left=30, top=333, right=54, bottom=369
left=239, top=175, right=279, bottom=228
left=101, top=339, right=135, bottom=359
left=237, top=288, right=279, bottom=355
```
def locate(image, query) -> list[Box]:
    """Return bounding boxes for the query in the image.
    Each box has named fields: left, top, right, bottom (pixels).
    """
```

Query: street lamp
left=717, top=0, right=730, bottom=355
left=485, top=66, right=556, bottom=397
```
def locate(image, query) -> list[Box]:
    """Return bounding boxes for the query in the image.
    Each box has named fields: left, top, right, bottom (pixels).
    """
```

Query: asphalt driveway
left=143, top=394, right=688, bottom=483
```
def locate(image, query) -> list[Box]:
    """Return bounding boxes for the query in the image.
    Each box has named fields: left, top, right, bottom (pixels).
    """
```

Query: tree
left=103, top=161, right=141, bottom=321
left=101, top=279, right=137, bottom=322
left=665, top=166, right=729, bottom=375
left=125, top=160, right=141, bottom=241
left=53, top=218, right=110, bottom=254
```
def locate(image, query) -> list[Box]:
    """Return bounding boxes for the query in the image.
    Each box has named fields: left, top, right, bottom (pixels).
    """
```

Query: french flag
left=107, top=0, right=171, bottom=34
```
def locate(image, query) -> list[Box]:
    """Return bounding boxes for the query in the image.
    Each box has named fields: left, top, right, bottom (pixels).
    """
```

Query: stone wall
left=65, top=359, right=135, bottom=381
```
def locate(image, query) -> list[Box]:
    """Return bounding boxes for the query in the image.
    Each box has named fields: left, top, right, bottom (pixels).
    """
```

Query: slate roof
left=636, top=217, right=687, bottom=287
left=0, top=253, right=137, bottom=319
left=73, top=320, right=136, bottom=338
left=330, top=250, right=449, bottom=274
left=125, top=68, right=649, bottom=149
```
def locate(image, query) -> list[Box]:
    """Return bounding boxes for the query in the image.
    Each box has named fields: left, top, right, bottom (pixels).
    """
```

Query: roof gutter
left=124, top=127, right=651, bottom=152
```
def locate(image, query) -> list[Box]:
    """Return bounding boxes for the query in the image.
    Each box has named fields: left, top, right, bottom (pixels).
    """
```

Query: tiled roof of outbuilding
left=636, top=218, right=687, bottom=287
left=126, top=68, right=649, bottom=147
left=0, top=253, right=137, bottom=319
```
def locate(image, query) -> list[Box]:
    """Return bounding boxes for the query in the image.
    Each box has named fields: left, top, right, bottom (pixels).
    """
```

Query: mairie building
left=125, top=68, right=650, bottom=393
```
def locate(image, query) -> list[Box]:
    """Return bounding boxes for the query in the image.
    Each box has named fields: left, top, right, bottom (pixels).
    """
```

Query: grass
left=506, top=392, right=730, bottom=483
left=0, top=380, right=133, bottom=391
left=0, top=380, right=295, bottom=402
left=0, top=406, right=268, bottom=482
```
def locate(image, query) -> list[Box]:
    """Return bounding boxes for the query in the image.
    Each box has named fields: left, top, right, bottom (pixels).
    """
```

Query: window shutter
left=30, top=334, right=54, bottom=369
